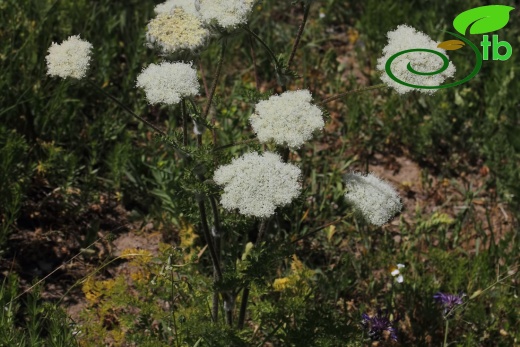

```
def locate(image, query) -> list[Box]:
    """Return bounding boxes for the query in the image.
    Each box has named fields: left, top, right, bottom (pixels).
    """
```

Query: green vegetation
left=0, top=0, right=518, bottom=346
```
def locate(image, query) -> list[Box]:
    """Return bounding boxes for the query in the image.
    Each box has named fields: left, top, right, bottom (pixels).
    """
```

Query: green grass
left=1, top=0, right=519, bottom=345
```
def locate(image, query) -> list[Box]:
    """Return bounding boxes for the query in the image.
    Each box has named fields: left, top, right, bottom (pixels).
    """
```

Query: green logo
left=385, top=5, right=514, bottom=90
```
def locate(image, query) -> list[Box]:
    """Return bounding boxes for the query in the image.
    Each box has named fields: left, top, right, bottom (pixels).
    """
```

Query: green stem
left=320, top=84, right=387, bottom=104
left=443, top=319, right=449, bottom=347
left=237, top=219, right=269, bottom=329
left=213, top=138, right=258, bottom=152
left=181, top=99, right=188, bottom=146
left=242, top=26, right=280, bottom=71
left=86, top=79, right=167, bottom=136
left=287, top=1, right=310, bottom=68
left=202, top=39, right=226, bottom=123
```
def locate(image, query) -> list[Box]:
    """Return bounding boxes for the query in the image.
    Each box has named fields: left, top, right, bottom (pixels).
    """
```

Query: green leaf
left=453, top=5, right=514, bottom=35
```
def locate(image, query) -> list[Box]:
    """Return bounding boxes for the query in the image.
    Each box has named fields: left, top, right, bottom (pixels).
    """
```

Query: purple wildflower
left=361, top=310, right=398, bottom=342
left=433, top=292, right=464, bottom=316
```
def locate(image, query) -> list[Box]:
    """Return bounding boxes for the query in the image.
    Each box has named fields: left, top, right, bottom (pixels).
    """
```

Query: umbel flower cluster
left=45, top=35, right=92, bottom=79
left=147, top=0, right=254, bottom=54
left=377, top=24, right=456, bottom=94
left=344, top=172, right=402, bottom=226
left=213, top=152, right=301, bottom=218
left=250, top=90, right=324, bottom=148
left=136, top=62, right=199, bottom=105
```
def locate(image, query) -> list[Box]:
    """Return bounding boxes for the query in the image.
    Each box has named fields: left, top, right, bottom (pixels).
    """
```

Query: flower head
left=434, top=292, right=465, bottom=316
left=344, top=172, right=402, bottom=226
left=390, top=263, right=405, bottom=283
left=250, top=90, right=324, bottom=148
left=146, top=8, right=209, bottom=54
left=46, top=35, right=93, bottom=79
left=154, top=0, right=199, bottom=17
left=198, top=0, right=253, bottom=29
left=376, top=24, right=456, bottom=94
left=136, top=61, right=199, bottom=105
left=213, top=152, right=301, bottom=218
left=361, top=310, right=398, bottom=342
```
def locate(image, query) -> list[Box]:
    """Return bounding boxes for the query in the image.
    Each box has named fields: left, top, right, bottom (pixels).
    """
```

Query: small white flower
left=136, top=61, right=199, bottom=105
left=198, top=0, right=253, bottom=29
left=344, top=172, right=402, bottom=226
left=390, top=263, right=405, bottom=283
left=46, top=35, right=93, bottom=79
left=154, top=0, right=199, bottom=17
left=146, top=8, right=209, bottom=54
left=213, top=152, right=301, bottom=218
left=376, top=24, right=456, bottom=94
left=250, top=90, right=324, bottom=148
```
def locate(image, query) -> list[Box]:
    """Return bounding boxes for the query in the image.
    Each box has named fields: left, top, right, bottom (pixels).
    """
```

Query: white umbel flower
left=376, top=25, right=456, bottom=94
left=46, top=35, right=92, bottom=79
left=198, top=0, right=253, bottom=29
left=136, top=62, right=199, bottom=105
left=213, top=152, right=301, bottom=218
left=250, top=90, right=324, bottom=148
left=154, top=0, right=199, bottom=17
left=146, top=8, right=209, bottom=54
left=344, top=172, right=402, bottom=226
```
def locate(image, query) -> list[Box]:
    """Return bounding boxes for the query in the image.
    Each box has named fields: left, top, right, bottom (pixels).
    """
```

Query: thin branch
left=199, top=61, right=210, bottom=98
left=237, top=219, right=269, bottom=329
left=213, top=138, right=258, bottom=152
left=202, top=39, right=226, bottom=123
left=287, top=2, right=310, bottom=68
left=242, top=26, right=280, bottom=71
left=86, top=79, right=167, bottom=136
left=249, top=33, right=260, bottom=90
left=181, top=99, right=188, bottom=146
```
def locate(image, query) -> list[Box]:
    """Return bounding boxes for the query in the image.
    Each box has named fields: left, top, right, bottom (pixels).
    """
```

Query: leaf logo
left=453, top=5, right=514, bottom=35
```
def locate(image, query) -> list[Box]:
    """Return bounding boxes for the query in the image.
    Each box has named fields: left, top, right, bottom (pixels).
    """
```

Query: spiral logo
left=385, top=31, right=483, bottom=90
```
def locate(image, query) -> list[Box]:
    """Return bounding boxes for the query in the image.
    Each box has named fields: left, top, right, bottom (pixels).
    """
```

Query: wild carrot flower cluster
left=135, top=62, right=199, bottom=105
left=344, top=172, right=402, bottom=226
left=213, top=152, right=301, bottom=218
left=250, top=90, right=324, bottom=148
left=45, top=35, right=92, bottom=79
left=377, top=24, right=456, bottom=94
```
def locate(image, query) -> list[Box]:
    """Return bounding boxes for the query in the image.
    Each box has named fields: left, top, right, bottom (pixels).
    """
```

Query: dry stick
left=237, top=219, right=269, bottom=329
left=320, top=84, right=387, bottom=105
left=287, top=1, right=310, bottom=69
